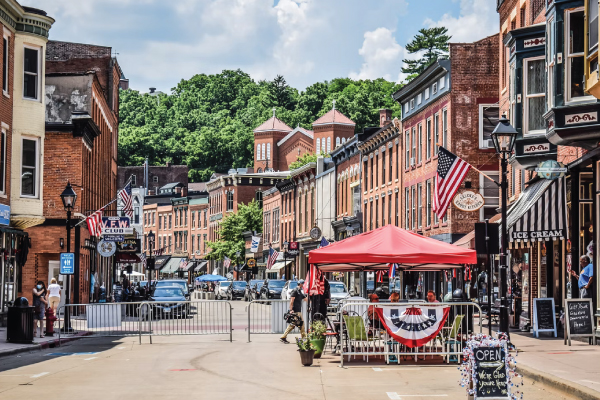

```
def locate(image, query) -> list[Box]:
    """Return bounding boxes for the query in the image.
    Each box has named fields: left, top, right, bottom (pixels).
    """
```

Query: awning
left=453, top=231, right=475, bottom=249
left=154, top=255, right=171, bottom=269
left=268, top=260, right=292, bottom=271
left=161, top=257, right=184, bottom=273
left=505, top=178, right=567, bottom=249
left=182, top=261, right=196, bottom=272
left=194, top=261, right=208, bottom=272
left=115, top=253, right=141, bottom=264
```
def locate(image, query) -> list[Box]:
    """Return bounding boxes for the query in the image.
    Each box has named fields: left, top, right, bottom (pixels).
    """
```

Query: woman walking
left=32, top=280, right=48, bottom=338
left=48, top=278, right=61, bottom=315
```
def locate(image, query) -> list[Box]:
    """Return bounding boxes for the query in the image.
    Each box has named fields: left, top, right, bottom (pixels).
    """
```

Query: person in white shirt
left=47, top=278, right=61, bottom=314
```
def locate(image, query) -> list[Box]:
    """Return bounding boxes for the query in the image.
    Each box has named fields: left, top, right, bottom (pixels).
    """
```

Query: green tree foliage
left=289, top=152, right=323, bottom=171
left=402, top=27, right=451, bottom=79
left=205, top=200, right=263, bottom=264
left=119, top=71, right=403, bottom=181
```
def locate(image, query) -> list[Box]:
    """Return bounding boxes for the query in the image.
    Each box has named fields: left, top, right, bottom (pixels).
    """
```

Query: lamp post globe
left=60, top=181, right=77, bottom=211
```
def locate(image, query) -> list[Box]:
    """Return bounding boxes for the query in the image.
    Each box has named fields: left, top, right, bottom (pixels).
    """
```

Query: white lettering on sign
left=453, top=191, right=485, bottom=212
left=511, top=230, right=564, bottom=240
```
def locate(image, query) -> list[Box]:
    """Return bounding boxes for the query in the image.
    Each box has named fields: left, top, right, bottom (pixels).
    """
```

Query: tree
left=289, top=152, right=320, bottom=171
left=205, top=200, right=263, bottom=265
left=402, top=27, right=451, bottom=78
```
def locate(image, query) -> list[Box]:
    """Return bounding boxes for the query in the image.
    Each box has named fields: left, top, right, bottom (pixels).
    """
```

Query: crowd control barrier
left=246, top=299, right=307, bottom=342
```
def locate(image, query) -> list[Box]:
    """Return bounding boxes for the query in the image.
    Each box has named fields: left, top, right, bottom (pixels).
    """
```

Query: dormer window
left=566, top=9, right=589, bottom=102
left=432, top=82, right=438, bottom=94
left=424, top=87, right=430, bottom=99
left=410, top=98, right=415, bottom=109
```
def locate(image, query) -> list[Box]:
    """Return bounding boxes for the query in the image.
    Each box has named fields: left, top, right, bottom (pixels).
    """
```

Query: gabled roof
left=312, top=109, right=355, bottom=126
left=277, top=126, right=314, bottom=147
left=188, top=182, right=207, bottom=192
left=253, top=116, right=293, bottom=133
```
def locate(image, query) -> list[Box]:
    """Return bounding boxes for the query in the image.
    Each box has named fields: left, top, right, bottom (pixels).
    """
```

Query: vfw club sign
left=101, top=217, right=133, bottom=235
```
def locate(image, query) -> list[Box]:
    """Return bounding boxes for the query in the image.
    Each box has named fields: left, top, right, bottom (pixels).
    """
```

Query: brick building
left=22, top=41, right=122, bottom=305
left=117, top=162, right=189, bottom=195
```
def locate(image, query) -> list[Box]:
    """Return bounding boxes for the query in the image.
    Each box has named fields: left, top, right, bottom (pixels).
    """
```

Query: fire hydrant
left=46, top=307, right=57, bottom=336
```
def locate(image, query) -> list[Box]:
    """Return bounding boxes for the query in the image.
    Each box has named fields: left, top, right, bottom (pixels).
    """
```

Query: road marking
left=548, top=352, right=573, bottom=354
left=117, top=347, right=126, bottom=349
left=169, top=369, right=196, bottom=371
left=387, top=394, right=448, bottom=399
left=45, top=352, right=98, bottom=356
left=84, top=357, right=97, bottom=361
left=30, top=372, right=49, bottom=378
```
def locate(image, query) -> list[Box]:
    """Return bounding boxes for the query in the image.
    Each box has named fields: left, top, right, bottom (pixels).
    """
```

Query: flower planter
left=310, top=338, right=326, bottom=358
left=298, top=349, right=315, bottom=366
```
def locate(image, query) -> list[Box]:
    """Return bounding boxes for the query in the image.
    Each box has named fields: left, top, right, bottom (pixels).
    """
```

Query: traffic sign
left=60, top=253, right=75, bottom=275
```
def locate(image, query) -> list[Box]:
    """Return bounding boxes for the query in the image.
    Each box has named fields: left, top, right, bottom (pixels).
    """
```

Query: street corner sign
left=97, top=239, right=117, bottom=257
left=60, top=253, right=75, bottom=275
left=536, top=160, right=567, bottom=180
left=101, top=216, right=133, bottom=235
left=453, top=191, right=485, bottom=212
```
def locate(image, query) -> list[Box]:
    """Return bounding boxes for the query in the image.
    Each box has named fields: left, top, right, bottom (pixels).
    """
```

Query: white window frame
left=411, top=186, right=416, bottom=230
left=442, top=108, right=448, bottom=148
left=257, top=144, right=261, bottom=160
left=404, top=102, right=409, bottom=114
left=417, top=183, right=422, bottom=228
left=478, top=104, right=499, bottom=148
left=432, top=82, right=438, bottom=94
left=418, top=123, right=422, bottom=163
left=410, top=98, right=415, bottom=109
left=327, top=137, right=331, bottom=153
left=261, top=143, right=266, bottom=160
left=523, top=56, right=546, bottom=135
left=424, top=87, right=430, bottom=100
left=479, top=171, right=500, bottom=221
left=426, top=179, right=432, bottom=226
left=405, top=187, right=410, bottom=229
left=565, top=7, right=593, bottom=104
left=336, top=137, right=340, bottom=147
left=22, top=45, right=41, bottom=101
left=405, top=131, right=410, bottom=169
left=0, top=127, right=6, bottom=194
left=589, top=0, right=599, bottom=54
left=547, top=16, right=555, bottom=110
left=417, top=93, right=422, bottom=104
left=266, top=143, right=271, bottom=160
left=3, top=32, right=9, bottom=97
left=316, top=138, right=321, bottom=155
left=411, top=127, right=416, bottom=162
left=426, top=118, right=432, bottom=159
left=434, top=113, right=440, bottom=155
left=439, top=75, right=445, bottom=89
left=20, top=136, right=39, bottom=198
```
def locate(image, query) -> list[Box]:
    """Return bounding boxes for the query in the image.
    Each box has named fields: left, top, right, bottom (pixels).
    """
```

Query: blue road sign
left=60, top=253, right=75, bottom=275
left=103, top=235, right=124, bottom=242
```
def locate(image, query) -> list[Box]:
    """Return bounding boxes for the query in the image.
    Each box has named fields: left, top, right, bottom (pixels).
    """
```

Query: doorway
left=48, top=261, right=66, bottom=314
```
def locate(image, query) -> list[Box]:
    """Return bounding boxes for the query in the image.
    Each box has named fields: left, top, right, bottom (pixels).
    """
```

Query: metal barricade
left=246, top=299, right=307, bottom=342
left=338, top=301, right=483, bottom=367
left=56, top=300, right=233, bottom=344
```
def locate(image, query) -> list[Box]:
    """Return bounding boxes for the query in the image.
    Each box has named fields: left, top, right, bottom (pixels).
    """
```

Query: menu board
left=474, top=346, right=509, bottom=399
left=564, top=299, right=597, bottom=346
left=533, top=298, right=557, bottom=337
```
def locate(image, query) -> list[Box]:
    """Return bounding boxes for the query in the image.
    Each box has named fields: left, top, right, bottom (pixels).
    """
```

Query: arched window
left=316, top=138, right=321, bottom=155
left=262, top=143, right=266, bottom=160
left=327, top=137, right=331, bottom=154
left=257, top=167, right=263, bottom=173
left=266, top=143, right=271, bottom=160
left=336, top=137, right=340, bottom=147
left=256, top=144, right=261, bottom=160
left=321, top=140, right=326, bottom=154
left=342, top=137, right=346, bottom=144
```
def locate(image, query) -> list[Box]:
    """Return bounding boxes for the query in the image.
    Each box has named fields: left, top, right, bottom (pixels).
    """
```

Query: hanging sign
left=564, top=298, right=596, bottom=346
left=532, top=298, right=557, bottom=337
left=286, top=241, right=300, bottom=257
left=116, top=239, right=141, bottom=253
left=101, top=217, right=133, bottom=235
left=535, top=160, right=567, bottom=180
left=250, top=236, right=261, bottom=253
left=97, top=240, right=117, bottom=257
left=453, top=191, right=485, bottom=212
left=103, top=235, right=124, bottom=242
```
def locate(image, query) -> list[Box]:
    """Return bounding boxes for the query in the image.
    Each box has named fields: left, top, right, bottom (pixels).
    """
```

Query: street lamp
left=148, top=230, right=155, bottom=292
left=60, top=182, right=77, bottom=332
left=491, top=114, right=517, bottom=338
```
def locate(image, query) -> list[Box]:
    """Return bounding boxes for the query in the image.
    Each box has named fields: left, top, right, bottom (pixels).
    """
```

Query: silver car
left=281, top=280, right=299, bottom=300
left=329, top=281, right=350, bottom=304
left=214, top=280, right=231, bottom=300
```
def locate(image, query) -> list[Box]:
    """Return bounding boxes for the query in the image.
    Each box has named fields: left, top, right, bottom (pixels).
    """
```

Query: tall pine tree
left=402, top=27, right=451, bottom=80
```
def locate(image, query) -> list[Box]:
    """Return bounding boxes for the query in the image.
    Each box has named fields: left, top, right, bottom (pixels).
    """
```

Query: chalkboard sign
left=564, top=299, right=597, bottom=346
left=474, top=346, right=509, bottom=399
left=533, top=298, right=557, bottom=337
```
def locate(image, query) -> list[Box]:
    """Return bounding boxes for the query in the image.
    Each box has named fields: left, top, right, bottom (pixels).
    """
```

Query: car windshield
left=153, top=288, right=184, bottom=297
left=269, top=280, right=285, bottom=288
left=288, top=281, right=298, bottom=288
left=219, top=281, right=231, bottom=288
left=249, top=280, right=261, bottom=286
left=330, top=283, right=347, bottom=293
left=232, top=281, right=247, bottom=289
left=157, top=281, right=187, bottom=292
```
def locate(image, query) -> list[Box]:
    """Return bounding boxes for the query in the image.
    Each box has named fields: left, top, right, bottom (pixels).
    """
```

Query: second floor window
left=525, top=57, right=546, bottom=134
left=21, top=138, right=38, bottom=197
left=227, top=191, right=234, bottom=211
left=23, top=47, right=39, bottom=100
left=566, top=9, right=587, bottom=102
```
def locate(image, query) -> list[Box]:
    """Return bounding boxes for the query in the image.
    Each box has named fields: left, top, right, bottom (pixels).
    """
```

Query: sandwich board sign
left=532, top=298, right=557, bottom=337
left=564, top=298, right=596, bottom=346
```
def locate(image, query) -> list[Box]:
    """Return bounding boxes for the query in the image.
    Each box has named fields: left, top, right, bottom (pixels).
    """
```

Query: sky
left=27, top=0, right=499, bottom=93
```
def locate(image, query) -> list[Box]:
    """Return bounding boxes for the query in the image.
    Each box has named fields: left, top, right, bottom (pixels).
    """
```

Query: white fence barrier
left=246, top=299, right=307, bottom=342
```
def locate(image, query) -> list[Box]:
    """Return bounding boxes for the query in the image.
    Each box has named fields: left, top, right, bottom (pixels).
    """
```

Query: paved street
left=0, top=303, right=579, bottom=400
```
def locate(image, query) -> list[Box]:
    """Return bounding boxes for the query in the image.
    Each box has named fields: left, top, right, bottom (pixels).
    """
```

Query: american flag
left=433, top=147, right=471, bottom=220
left=86, top=208, right=103, bottom=237
left=179, top=258, right=188, bottom=271
left=388, top=263, right=397, bottom=279
left=266, top=247, right=279, bottom=269
left=118, top=181, right=133, bottom=219
left=139, top=253, right=147, bottom=269
left=223, top=256, right=231, bottom=270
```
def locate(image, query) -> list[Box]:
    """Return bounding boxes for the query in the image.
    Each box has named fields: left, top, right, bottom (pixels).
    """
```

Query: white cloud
left=424, top=0, right=498, bottom=43
left=349, top=28, right=404, bottom=82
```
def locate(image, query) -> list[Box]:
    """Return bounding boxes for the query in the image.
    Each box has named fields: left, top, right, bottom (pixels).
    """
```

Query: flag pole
left=437, top=144, right=499, bottom=186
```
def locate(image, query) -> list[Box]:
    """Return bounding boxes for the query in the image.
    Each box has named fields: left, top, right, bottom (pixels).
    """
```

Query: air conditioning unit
left=484, top=139, right=495, bottom=149
left=410, top=157, right=416, bottom=166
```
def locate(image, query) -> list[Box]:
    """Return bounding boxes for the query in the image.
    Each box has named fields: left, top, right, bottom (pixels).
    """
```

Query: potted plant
left=309, top=320, right=327, bottom=358
left=296, top=336, right=315, bottom=366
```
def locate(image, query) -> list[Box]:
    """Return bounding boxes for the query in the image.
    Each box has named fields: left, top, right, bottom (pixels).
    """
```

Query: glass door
left=48, top=261, right=65, bottom=314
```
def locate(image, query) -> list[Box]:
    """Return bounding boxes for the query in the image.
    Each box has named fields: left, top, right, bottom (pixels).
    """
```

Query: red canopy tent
left=308, top=225, right=476, bottom=272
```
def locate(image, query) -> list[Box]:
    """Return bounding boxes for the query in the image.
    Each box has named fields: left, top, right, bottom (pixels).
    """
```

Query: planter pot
left=310, top=338, right=326, bottom=358
left=298, top=349, right=315, bottom=366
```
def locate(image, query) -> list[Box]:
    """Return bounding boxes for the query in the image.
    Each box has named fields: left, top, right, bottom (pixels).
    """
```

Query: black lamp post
left=60, top=182, right=77, bottom=332
left=148, top=230, right=155, bottom=293
left=491, top=114, right=517, bottom=338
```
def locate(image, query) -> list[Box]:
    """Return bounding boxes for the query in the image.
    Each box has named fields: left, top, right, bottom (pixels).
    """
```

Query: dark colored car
left=154, top=279, right=190, bottom=300
left=260, top=279, right=286, bottom=300
left=244, top=280, right=262, bottom=301
left=251, top=281, right=264, bottom=300
left=226, top=281, right=247, bottom=300
left=149, top=286, right=188, bottom=319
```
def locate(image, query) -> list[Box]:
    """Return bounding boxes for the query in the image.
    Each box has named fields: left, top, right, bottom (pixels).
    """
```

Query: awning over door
left=194, top=261, right=207, bottom=272
left=182, top=261, right=196, bottom=272
left=161, top=257, right=184, bottom=273
left=269, top=260, right=292, bottom=271
left=505, top=177, right=567, bottom=248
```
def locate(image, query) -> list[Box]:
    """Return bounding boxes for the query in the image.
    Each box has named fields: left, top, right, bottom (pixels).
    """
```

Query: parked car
left=214, top=280, right=231, bottom=300
left=149, top=286, right=188, bottom=319
left=260, top=279, right=286, bottom=300
left=280, top=280, right=299, bottom=300
left=227, top=281, right=247, bottom=300
left=251, top=281, right=264, bottom=300
left=154, top=279, right=190, bottom=300
left=244, top=280, right=262, bottom=301
left=329, top=281, right=349, bottom=305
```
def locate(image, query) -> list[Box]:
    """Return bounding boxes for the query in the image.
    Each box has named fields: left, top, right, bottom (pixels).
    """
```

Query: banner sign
left=101, top=217, right=133, bottom=235
left=103, top=235, right=124, bottom=242
left=60, top=253, right=75, bottom=275
left=250, top=236, right=261, bottom=253
left=453, top=191, right=484, bottom=212
left=511, top=229, right=564, bottom=241
left=116, top=239, right=141, bottom=253
left=374, top=305, right=450, bottom=348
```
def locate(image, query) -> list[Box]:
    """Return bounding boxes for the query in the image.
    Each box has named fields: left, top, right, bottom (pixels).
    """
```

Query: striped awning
left=506, top=177, right=567, bottom=249
left=160, top=257, right=184, bottom=273
left=194, top=261, right=208, bottom=272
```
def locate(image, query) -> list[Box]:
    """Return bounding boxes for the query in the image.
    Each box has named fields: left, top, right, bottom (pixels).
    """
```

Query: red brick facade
left=0, top=25, right=13, bottom=206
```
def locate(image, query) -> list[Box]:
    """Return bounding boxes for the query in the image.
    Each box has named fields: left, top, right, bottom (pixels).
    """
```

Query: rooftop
left=188, top=182, right=208, bottom=192
left=253, top=116, right=293, bottom=133
left=312, top=109, right=355, bottom=126
left=277, top=126, right=314, bottom=147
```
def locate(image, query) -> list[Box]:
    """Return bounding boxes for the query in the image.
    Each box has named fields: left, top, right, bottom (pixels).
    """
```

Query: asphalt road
left=0, top=301, right=578, bottom=400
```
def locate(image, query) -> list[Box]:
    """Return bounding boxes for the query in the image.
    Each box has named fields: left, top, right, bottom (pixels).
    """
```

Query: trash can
left=7, top=298, right=35, bottom=344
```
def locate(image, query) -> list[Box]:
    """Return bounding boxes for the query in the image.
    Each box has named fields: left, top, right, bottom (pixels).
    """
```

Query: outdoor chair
left=439, top=314, right=464, bottom=363
left=342, top=314, right=375, bottom=362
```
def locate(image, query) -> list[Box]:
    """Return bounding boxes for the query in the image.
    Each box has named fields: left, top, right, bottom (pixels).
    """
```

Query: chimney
left=182, top=186, right=188, bottom=197
left=174, top=187, right=182, bottom=195
left=149, top=87, right=156, bottom=94
left=379, top=109, right=392, bottom=127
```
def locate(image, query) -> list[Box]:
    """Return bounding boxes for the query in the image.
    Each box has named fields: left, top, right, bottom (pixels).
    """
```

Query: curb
left=518, top=363, right=600, bottom=400
left=0, top=331, right=91, bottom=358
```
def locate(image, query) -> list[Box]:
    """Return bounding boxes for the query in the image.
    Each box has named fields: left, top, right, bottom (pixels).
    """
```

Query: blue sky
left=27, top=0, right=498, bottom=93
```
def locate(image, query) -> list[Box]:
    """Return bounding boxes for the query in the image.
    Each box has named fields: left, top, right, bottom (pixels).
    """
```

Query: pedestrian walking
left=32, top=280, right=48, bottom=338
left=572, top=255, right=594, bottom=298
left=47, top=278, right=61, bottom=314
left=280, top=280, right=307, bottom=343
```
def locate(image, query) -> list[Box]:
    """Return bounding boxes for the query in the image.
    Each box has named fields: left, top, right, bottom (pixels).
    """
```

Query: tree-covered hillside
left=118, top=70, right=402, bottom=182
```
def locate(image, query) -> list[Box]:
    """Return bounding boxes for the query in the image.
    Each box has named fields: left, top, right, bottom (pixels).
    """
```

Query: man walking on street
left=572, top=255, right=594, bottom=298
left=280, top=280, right=307, bottom=343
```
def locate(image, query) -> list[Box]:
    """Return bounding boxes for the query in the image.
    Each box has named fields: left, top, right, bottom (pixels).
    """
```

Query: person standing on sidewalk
left=47, top=278, right=61, bottom=315
left=572, top=255, right=594, bottom=298
left=280, top=280, right=307, bottom=344
left=32, top=281, right=48, bottom=338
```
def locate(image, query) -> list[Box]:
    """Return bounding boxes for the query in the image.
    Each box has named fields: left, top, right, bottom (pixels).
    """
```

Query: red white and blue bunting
left=375, top=305, right=450, bottom=348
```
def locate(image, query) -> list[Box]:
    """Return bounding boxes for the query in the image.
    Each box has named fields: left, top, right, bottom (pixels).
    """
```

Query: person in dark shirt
left=280, top=280, right=307, bottom=343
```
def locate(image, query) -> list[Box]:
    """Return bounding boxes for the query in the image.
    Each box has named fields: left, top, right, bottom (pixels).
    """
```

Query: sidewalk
left=0, top=327, right=89, bottom=357
left=511, top=331, right=600, bottom=400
